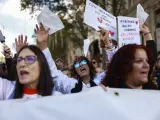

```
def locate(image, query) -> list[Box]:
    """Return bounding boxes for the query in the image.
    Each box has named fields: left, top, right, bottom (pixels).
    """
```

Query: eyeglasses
left=17, top=56, right=37, bottom=64
left=74, top=60, right=87, bottom=68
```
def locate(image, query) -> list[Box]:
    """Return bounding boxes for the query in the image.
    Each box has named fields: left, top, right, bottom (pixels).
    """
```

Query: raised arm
left=140, top=24, right=157, bottom=61
left=34, top=23, right=78, bottom=94
left=98, top=27, right=118, bottom=62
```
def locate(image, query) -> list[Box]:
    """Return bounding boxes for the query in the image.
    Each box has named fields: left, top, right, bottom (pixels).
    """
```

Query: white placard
left=37, top=7, right=64, bottom=35
left=0, top=87, right=160, bottom=120
left=118, top=16, right=141, bottom=48
left=84, top=0, right=117, bottom=40
left=83, top=39, right=90, bottom=56
left=137, top=4, right=149, bottom=25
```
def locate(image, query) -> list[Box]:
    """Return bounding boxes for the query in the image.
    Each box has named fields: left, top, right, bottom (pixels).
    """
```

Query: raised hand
left=34, top=23, right=50, bottom=50
left=140, top=24, right=152, bottom=41
left=3, top=44, right=11, bottom=58
left=15, top=35, right=28, bottom=53
left=98, top=27, right=112, bottom=49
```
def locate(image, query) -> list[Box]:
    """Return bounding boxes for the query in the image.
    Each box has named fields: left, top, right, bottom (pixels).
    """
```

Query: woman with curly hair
left=102, top=44, right=157, bottom=89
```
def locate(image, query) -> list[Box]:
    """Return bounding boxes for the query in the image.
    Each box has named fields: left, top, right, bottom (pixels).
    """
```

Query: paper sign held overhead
left=84, top=0, right=117, bottom=40
left=137, top=4, right=149, bottom=25
left=83, top=39, right=90, bottom=57
left=118, top=16, right=141, bottom=48
left=37, top=7, right=64, bottom=35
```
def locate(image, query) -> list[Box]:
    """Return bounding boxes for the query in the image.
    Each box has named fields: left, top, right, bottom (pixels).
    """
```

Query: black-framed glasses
left=74, top=60, right=87, bottom=68
left=17, top=56, right=37, bottom=64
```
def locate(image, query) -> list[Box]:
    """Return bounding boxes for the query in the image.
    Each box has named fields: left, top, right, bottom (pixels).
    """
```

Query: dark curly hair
left=103, top=44, right=157, bottom=89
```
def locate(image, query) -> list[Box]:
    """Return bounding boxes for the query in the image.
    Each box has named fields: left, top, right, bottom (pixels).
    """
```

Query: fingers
left=36, top=24, right=39, bottom=31
left=40, top=22, right=45, bottom=31
left=20, top=35, right=23, bottom=43
left=24, top=35, right=27, bottom=43
left=15, top=35, right=28, bottom=45
left=100, top=84, right=107, bottom=91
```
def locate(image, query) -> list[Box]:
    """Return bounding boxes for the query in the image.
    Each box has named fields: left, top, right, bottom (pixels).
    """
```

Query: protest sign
left=37, top=7, right=64, bottom=35
left=0, top=87, right=160, bottom=120
left=118, top=16, right=141, bottom=47
left=83, top=39, right=90, bottom=56
left=84, top=0, right=117, bottom=40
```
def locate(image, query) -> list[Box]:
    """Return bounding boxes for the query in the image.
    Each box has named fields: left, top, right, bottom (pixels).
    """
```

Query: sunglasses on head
left=74, top=60, right=87, bottom=68
left=17, top=56, right=37, bottom=64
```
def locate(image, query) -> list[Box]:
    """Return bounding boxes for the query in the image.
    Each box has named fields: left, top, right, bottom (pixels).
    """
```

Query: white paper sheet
left=137, top=4, right=149, bottom=25
left=37, top=7, right=64, bottom=35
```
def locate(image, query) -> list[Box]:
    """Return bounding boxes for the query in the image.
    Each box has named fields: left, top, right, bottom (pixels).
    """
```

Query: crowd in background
left=0, top=22, right=159, bottom=100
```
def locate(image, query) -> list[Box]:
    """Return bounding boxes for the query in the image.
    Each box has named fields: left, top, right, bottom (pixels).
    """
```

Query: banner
left=0, top=87, right=160, bottom=120
left=84, top=0, right=117, bottom=40
left=118, top=16, right=141, bottom=48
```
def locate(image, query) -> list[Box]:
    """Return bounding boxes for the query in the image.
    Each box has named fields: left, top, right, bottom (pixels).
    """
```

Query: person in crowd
left=0, top=63, right=8, bottom=78
left=3, top=36, right=28, bottom=81
left=91, top=57, right=104, bottom=74
left=102, top=44, right=157, bottom=89
left=150, top=51, right=160, bottom=89
left=55, top=58, right=64, bottom=71
left=0, top=45, right=62, bottom=100
left=35, top=23, right=106, bottom=94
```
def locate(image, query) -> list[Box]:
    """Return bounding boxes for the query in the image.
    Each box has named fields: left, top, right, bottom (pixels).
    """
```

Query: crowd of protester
left=0, top=21, right=159, bottom=100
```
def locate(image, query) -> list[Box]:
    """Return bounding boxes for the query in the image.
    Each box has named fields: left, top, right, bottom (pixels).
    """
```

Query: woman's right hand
left=34, top=23, right=50, bottom=50
left=98, top=27, right=112, bottom=49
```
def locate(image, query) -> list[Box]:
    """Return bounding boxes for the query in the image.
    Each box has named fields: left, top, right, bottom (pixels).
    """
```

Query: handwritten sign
left=84, top=0, right=117, bottom=40
left=118, top=16, right=141, bottom=47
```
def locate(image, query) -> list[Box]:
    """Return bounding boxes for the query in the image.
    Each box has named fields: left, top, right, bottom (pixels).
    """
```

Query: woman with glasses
left=70, top=56, right=105, bottom=93
left=0, top=45, right=61, bottom=100
left=35, top=23, right=106, bottom=94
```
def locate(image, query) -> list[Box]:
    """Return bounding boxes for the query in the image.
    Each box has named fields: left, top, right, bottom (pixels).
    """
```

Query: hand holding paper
left=137, top=4, right=149, bottom=25
left=37, top=7, right=64, bottom=35
left=140, top=24, right=152, bottom=40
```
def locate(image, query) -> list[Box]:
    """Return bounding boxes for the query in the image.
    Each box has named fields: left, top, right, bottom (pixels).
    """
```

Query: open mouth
left=80, top=67, right=86, bottom=72
left=140, top=71, right=148, bottom=76
left=20, top=70, right=29, bottom=76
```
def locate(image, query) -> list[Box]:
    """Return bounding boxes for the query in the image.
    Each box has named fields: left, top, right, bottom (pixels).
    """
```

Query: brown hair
left=103, top=44, right=156, bottom=89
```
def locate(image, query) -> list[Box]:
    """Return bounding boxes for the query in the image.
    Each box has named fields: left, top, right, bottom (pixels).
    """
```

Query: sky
left=0, top=0, right=38, bottom=51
